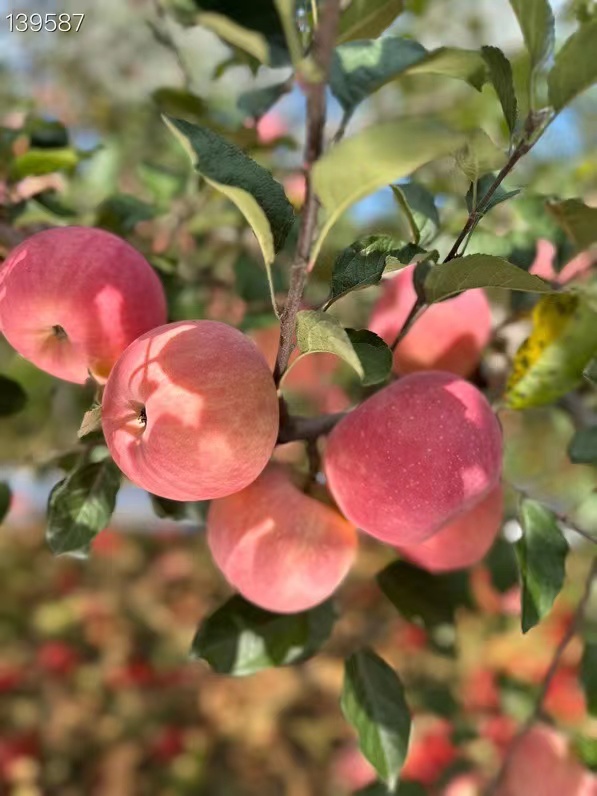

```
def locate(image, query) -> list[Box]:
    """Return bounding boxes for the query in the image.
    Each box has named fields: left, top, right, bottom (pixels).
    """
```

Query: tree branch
left=273, top=0, right=342, bottom=385
left=485, top=557, right=597, bottom=796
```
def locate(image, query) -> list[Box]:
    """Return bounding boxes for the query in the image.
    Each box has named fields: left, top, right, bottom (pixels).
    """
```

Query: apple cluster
left=0, top=227, right=503, bottom=613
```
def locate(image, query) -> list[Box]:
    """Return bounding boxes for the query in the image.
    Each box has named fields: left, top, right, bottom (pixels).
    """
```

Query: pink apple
left=397, top=485, right=504, bottom=572
left=207, top=465, right=357, bottom=613
left=369, top=264, right=492, bottom=377
left=530, top=239, right=595, bottom=285
left=324, top=371, right=503, bottom=546
left=0, top=226, right=167, bottom=383
left=102, top=320, right=279, bottom=501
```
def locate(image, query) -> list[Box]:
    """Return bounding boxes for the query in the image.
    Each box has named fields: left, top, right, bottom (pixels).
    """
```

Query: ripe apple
left=397, top=485, right=504, bottom=572
left=324, top=371, right=502, bottom=545
left=207, top=465, right=357, bottom=613
left=369, top=264, right=492, bottom=377
left=0, top=226, right=167, bottom=383
left=102, top=320, right=279, bottom=501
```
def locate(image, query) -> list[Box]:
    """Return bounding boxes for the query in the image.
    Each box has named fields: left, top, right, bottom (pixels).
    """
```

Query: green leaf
left=95, top=194, right=156, bottom=236
left=26, top=117, right=69, bottom=148
left=237, top=80, right=291, bottom=119
left=273, top=0, right=303, bottom=66
left=406, top=47, right=488, bottom=91
left=77, top=406, right=103, bottom=440
left=465, top=173, right=521, bottom=215
left=165, top=116, right=294, bottom=313
left=326, top=235, right=419, bottom=308
left=46, top=460, right=121, bottom=557
left=546, top=198, right=597, bottom=250
left=572, top=736, right=597, bottom=772
left=150, top=494, right=209, bottom=524
left=454, top=129, right=504, bottom=183
left=506, top=292, right=597, bottom=409
left=377, top=560, right=471, bottom=631
left=0, top=375, right=27, bottom=417
left=0, top=482, right=11, bottom=524
left=190, top=594, right=335, bottom=676
left=581, top=641, right=597, bottom=716
left=330, top=37, right=427, bottom=114
left=568, top=427, right=597, bottom=464
left=312, top=118, right=464, bottom=261
left=33, top=189, right=76, bottom=217
left=152, top=87, right=207, bottom=124
left=548, top=20, right=597, bottom=110
left=341, top=649, right=411, bottom=791
left=10, top=148, right=80, bottom=180
left=423, top=254, right=552, bottom=302
left=585, top=358, right=597, bottom=384
left=508, top=0, right=555, bottom=69
left=197, top=11, right=287, bottom=67
left=391, top=182, right=439, bottom=245
left=337, top=0, right=404, bottom=44
left=345, top=329, right=393, bottom=386
left=481, top=45, right=518, bottom=135
left=295, top=310, right=364, bottom=378
left=516, top=499, right=568, bottom=634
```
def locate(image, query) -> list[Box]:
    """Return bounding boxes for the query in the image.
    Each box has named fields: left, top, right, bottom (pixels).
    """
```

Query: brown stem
left=390, top=298, right=425, bottom=352
left=485, top=557, right=597, bottom=796
left=273, top=0, right=342, bottom=385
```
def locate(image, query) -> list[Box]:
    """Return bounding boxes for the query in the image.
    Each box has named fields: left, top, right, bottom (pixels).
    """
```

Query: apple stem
left=52, top=324, right=68, bottom=340
left=273, top=0, right=342, bottom=386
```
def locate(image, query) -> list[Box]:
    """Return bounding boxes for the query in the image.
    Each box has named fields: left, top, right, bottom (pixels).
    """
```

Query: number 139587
left=6, top=13, right=85, bottom=32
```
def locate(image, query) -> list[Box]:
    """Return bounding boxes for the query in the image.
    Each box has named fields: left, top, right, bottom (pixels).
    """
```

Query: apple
left=369, top=264, right=492, bottom=377
left=324, top=371, right=502, bottom=546
left=0, top=226, right=167, bottom=383
left=530, top=239, right=594, bottom=285
left=207, top=465, right=357, bottom=613
left=397, top=485, right=504, bottom=572
left=102, top=320, right=279, bottom=501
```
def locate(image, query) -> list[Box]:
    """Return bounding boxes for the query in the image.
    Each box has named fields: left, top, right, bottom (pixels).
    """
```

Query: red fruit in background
left=544, top=668, right=587, bottom=724
left=0, top=226, right=167, bottom=383
left=325, top=372, right=503, bottom=546
left=530, top=239, right=594, bottom=285
left=397, top=486, right=504, bottom=573
left=149, top=726, right=186, bottom=764
left=369, top=264, right=492, bottom=377
left=37, top=641, right=80, bottom=677
left=402, top=720, right=458, bottom=786
left=207, top=465, right=357, bottom=613
left=102, top=320, right=280, bottom=501
left=331, top=743, right=376, bottom=791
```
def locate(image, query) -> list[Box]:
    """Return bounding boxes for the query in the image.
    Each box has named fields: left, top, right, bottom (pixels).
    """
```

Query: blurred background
left=2, top=0, right=597, bottom=794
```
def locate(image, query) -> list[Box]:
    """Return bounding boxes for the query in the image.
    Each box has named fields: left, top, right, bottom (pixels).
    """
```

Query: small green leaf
left=152, top=87, right=207, bottom=124
left=345, top=329, right=393, bottom=386
left=0, top=482, right=11, bottom=524
left=423, top=255, right=552, bottom=302
left=584, top=358, right=597, bottom=384
left=326, top=235, right=419, bottom=307
left=546, top=198, right=597, bottom=250
left=312, top=119, right=464, bottom=262
left=10, top=148, right=80, bottom=180
left=377, top=560, right=471, bottom=631
left=95, top=194, right=156, bottom=236
left=549, top=20, right=597, bottom=110
left=197, top=12, right=283, bottom=67
left=572, top=736, right=597, bottom=772
left=296, top=310, right=364, bottom=378
left=0, top=375, right=27, bottom=417
left=508, top=0, right=555, bottom=70
left=190, top=594, right=335, bottom=676
left=407, top=47, right=488, bottom=91
left=341, top=649, right=411, bottom=791
left=516, top=499, right=568, bottom=633
left=454, top=129, right=504, bottom=183
left=465, top=173, right=521, bottom=215
left=237, top=80, right=291, bottom=119
left=165, top=116, right=294, bottom=313
left=150, top=494, right=209, bottom=524
left=568, top=427, right=597, bottom=465
left=33, top=189, right=76, bottom=217
left=337, top=0, right=404, bottom=44
left=481, top=45, right=518, bottom=135
left=330, top=37, right=427, bottom=114
left=78, top=406, right=103, bottom=440
left=26, top=117, right=69, bottom=148
left=391, top=182, right=439, bottom=245
left=273, top=0, right=303, bottom=66
left=46, top=460, right=121, bottom=557
left=581, top=641, right=597, bottom=716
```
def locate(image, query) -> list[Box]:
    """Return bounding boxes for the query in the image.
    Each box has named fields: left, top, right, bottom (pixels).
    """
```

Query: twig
left=485, top=557, right=597, bottom=796
left=273, top=0, right=342, bottom=385
left=390, top=298, right=425, bottom=352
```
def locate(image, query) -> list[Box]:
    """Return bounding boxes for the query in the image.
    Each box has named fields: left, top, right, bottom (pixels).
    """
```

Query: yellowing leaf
left=506, top=292, right=597, bottom=408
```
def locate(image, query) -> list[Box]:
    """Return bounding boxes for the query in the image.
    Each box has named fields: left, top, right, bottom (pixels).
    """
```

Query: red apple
left=102, top=320, right=279, bottom=501
left=207, top=465, right=357, bottom=613
left=369, top=264, right=492, bottom=377
left=325, top=371, right=502, bottom=545
left=0, top=226, right=167, bottom=383
left=397, top=485, right=504, bottom=572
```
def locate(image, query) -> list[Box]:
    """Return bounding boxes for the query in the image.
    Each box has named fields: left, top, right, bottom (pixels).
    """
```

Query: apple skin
left=369, top=264, right=492, bottom=377
left=324, top=371, right=503, bottom=546
left=207, top=465, right=357, bottom=613
left=0, top=226, right=167, bottom=383
left=495, top=724, right=597, bottom=796
left=102, top=320, right=280, bottom=501
left=397, top=485, right=504, bottom=573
